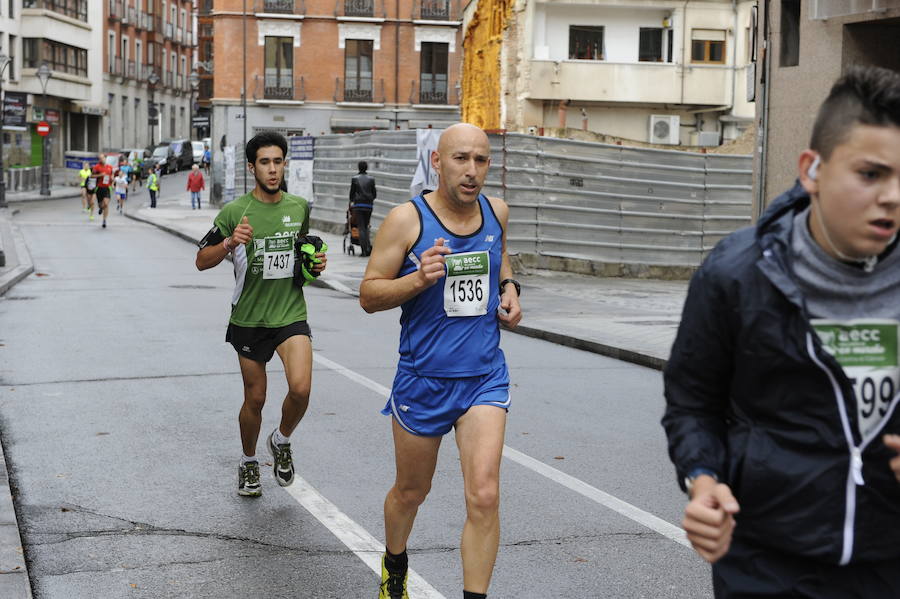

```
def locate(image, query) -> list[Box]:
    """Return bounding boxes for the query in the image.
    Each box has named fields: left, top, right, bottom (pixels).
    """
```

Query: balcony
left=122, top=5, right=135, bottom=24
left=165, top=22, right=174, bottom=39
left=110, top=56, right=123, bottom=77
left=142, top=64, right=155, bottom=82
left=254, top=74, right=306, bottom=101
left=334, top=77, right=384, bottom=103
left=256, top=0, right=305, bottom=14
left=165, top=71, right=173, bottom=88
left=415, top=0, right=450, bottom=20
left=108, top=0, right=123, bottom=19
left=410, top=78, right=455, bottom=105
left=23, top=0, right=88, bottom=21
left=199, top=0, right=213, bottom=15
left=338, top=0, right=381, bottom=18
left=527, top=60, right=730, bottom=106
left=127, top=60, right=136, bottom=79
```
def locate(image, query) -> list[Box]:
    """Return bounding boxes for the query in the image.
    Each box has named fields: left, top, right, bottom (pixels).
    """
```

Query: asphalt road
left=0, top=188, right=713, bottom=598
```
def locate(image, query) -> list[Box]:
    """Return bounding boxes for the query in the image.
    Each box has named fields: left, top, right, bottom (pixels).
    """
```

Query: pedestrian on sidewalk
left=359, top=123, right=522, bottom=599
left=187, top=164, right=205, bottom=209
left=148, top=165, right=160, bottom=208
left=349, top=160, right=376, bottom=256
left=195, top=131, right=327, bottom=498
left=663, top=65, right=900, bottom=598
left=201, top=145, right=211, bottom=175
left=113, top=169, right=128, bottom=215
left=78, top=162, right=92, bottom=213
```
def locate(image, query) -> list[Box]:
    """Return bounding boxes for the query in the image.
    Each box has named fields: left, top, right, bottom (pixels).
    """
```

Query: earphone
left=807, top=155, right=820, bottom=181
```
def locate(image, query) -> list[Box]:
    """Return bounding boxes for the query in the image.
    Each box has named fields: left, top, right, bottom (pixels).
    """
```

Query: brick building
left=105, top=0, right=195, bottom=151
left=199, top=0, right=461, bottom=197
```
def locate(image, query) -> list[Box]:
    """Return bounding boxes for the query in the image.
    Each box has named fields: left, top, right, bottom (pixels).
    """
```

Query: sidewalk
left=124, top=195, right=688, bottom=371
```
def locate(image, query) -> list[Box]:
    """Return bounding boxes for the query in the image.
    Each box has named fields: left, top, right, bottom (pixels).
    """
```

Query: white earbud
left=807, top=156, right=820, bottom=181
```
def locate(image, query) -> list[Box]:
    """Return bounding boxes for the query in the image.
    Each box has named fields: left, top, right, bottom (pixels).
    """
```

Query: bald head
left=437, top=123, right=490, bottom=155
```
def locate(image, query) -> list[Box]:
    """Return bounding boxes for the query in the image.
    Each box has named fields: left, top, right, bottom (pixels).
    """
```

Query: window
left=24, top=38, right=88, bottom=77
left=8, top=35, right=15, bottom=80
left=691, top=30, right=726, bottom=64
left=264, top=36, right=293, bottom=99
left=344, top=39, right=373, bottom=102
left=569, top=26, right=603, bottom=60
left=170, top=105, right=175, bottom=138
left=420, top=42, right=448, bottom=104
left=109, top=31, right=116, bottom=73
left=639, top=28, right=663, bottom=62
left=780, top=0, right=800, bottom=67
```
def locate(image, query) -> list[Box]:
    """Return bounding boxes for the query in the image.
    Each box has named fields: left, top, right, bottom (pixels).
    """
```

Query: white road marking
left=284, top=476, right=445, bottom=598
left=313, top=352, right=691, bottom=549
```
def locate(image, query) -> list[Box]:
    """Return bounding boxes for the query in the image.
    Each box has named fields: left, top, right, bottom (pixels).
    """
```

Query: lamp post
left=0, top=54, right=11, bottom=209
left=147, top=70, right=160, bottom=147
left=188, top=70, right=199, bottom=139
left=36, top=62, right=52, bottom=196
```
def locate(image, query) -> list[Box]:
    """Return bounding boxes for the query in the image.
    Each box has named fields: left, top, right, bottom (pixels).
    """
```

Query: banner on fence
left=288, top=136, right=315, bottom=205
left=410, top=128, right=441, bottom=198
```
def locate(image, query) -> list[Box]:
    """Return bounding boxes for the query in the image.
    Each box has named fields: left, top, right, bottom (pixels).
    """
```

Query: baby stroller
left=343, top=208, right=361, bottom=255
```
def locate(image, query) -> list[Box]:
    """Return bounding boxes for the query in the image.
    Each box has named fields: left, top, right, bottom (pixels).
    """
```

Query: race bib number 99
left=813, top=319, right=900, bottom=439
left=262, top=236, right=294, bottom=279
left=443, top=251, right=490, bottom=317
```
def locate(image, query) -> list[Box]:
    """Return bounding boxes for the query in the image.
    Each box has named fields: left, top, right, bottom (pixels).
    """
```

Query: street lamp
left=0, top=54, right=11, bottom=209
left=189, top=70, right=199, bottom=139
left=36, top=62, right=52, bottom=196
left=147, top=70, right=160, bottom=147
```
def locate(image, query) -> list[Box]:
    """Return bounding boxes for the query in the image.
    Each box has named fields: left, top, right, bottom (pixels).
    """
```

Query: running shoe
left=238, top=461, right=262, bottom=497
left=267, top=430, right=295, bottom=487
left=102, top=221, right=106, bottom=228
left=89, top=212, right=95, bottom=221
left=378, top=554, right=409, bottom=599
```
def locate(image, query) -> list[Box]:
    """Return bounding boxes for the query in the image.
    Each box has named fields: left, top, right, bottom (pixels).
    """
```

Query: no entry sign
left=36, top=121, right=50, bottom=136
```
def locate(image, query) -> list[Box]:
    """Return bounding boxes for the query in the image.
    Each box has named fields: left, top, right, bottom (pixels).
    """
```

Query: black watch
left=499, top=278, right=521, bottom=297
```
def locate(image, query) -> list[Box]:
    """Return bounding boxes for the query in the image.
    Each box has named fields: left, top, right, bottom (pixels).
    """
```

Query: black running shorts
left=225, top=320, right=311, bottom=363
left=96, top=186, right=111, bottom=202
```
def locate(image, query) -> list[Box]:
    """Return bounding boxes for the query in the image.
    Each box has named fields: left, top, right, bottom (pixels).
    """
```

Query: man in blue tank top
left=360, top=123, right=522, bottom=599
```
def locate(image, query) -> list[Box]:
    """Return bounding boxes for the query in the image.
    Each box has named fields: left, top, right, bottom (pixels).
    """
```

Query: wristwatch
left=684, top=468, right=718, bottom=495
left=499, top=278, right=521, bottom=297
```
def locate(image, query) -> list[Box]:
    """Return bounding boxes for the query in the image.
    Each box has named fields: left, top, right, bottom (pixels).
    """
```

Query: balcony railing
left=23, top=0, right=88, bottom=22
left=254, top=74, right=306, bottom=101
left=409, top=79, right=455, bottom=105
left=108, top=0, right=123, bottom=19
left=176, top=74, right=184, bottom=91
left=127, top=60, right=136, bottom=79
left=334, top=77, right=384, bottom=103
left=164, top=23, right=174, bottom=38
left=339, top=0, right=376, bottom=17
left=256, top=0, right=305, bottom=14
left=110, top=56, right=123, bottom=76
left=165, top=71, right=173, bottom=88
left=415, top=0, right=449, bottom=20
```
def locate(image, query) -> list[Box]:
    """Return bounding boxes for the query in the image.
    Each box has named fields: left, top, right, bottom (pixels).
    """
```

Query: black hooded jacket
left=663, top=182, right=900, bottom=565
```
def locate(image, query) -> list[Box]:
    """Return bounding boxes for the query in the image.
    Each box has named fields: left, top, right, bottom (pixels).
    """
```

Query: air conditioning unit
left=649, top=115, right=680, bottom=145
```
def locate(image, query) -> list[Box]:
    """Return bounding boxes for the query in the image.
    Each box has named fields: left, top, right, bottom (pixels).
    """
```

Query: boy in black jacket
left=663, top=66, right=900, bottom=597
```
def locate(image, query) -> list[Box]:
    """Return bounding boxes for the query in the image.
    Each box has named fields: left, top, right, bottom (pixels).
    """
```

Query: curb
left=0, top=215, right=34, bottom=298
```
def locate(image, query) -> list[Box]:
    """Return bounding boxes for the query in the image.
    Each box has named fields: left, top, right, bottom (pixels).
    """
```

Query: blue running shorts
left=382, top=363, right=510, bottom=437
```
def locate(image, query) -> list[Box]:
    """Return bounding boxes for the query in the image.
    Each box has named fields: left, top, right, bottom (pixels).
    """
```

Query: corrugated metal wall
left=312, top=130, right=753, bottom=268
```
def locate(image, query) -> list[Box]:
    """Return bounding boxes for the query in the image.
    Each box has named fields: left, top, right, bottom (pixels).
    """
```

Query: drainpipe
left=755, top=0, right=771, bottom=220
left=395, top=0, right=400, bottom=127
left=730, top=0, right=738, bottom=114
left=680, top=0, right=688, bottom=105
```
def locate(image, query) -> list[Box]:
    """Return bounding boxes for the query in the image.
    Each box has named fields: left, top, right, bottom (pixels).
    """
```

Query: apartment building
left=0, top=1, right=102, bottom=173
left=463, top=0, right=756, bottom=147
left=105, top=0, right=195, bottom=151
left=199, top=0, right=462, bottom=158
left=753, top=0, right=900, bottom=215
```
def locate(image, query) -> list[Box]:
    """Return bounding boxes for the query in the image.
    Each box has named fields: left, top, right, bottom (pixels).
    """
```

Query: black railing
left=419, top=0, right=449, bottom=19
left=335, top=77, right=383, bottom=103
left=420, top=88, right=447, bottom=104
left=343, top=0, right=373, bottom=16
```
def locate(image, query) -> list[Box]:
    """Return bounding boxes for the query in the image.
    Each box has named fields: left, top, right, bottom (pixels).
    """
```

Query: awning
left=71, top=103, right=108, bottom=116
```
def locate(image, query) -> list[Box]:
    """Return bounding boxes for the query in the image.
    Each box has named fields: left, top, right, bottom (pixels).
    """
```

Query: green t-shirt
left=214, top=191, right=311, bottom=327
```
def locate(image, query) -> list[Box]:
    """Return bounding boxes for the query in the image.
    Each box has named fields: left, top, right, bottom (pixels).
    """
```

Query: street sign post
left=36, top=121, right=50, bottom=136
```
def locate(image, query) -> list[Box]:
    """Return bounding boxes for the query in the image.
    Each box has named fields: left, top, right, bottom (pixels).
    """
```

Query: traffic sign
left=36, top=121, right=50, bottom=136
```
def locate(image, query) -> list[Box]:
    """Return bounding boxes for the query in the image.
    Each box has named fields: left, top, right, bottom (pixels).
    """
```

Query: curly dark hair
left=810, top=65, right=900, bottom=159
left=245, top=131, right=288, bottom=164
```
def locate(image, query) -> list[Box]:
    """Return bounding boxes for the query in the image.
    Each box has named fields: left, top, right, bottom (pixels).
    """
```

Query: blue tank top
left=396, top=193, right=507, bottom=377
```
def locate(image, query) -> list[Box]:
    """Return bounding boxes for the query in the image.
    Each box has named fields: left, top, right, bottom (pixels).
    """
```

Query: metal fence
left=311, top=130, right=753, bottom=271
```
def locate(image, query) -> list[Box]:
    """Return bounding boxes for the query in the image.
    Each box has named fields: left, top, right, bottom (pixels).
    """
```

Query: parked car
left=167, top=139, right=193, bottom=171
left=191, top=141, right=205, bottom=164
left=148, top=144, right=177, bottom=175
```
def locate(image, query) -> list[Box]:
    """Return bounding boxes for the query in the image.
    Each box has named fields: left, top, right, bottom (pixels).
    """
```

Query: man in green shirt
left=196, top=131, right=327, bottom=497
